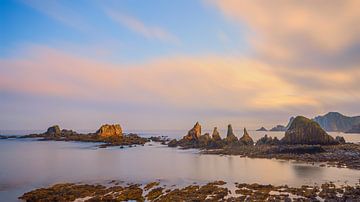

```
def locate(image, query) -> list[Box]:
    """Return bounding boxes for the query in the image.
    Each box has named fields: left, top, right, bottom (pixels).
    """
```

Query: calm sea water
left=0, top=130, right=359, bottom=201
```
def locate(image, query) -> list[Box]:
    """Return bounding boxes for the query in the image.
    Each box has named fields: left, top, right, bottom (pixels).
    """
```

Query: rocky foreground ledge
left=19, top=124, right=149, bottom=147
left=168, top=116, right=360, bottom=170
left=19, top=180, right=360, bottom=202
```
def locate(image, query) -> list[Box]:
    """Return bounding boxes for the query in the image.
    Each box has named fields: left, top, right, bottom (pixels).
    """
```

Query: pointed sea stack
left=225, top=124, right=238, bottom=143
left=239, top=128, right=254, bottom=145
left=96, top=124, right=123, bottom=138
left=212, top=127, right=222, bottom=141
left=184, top=122, right=202, bottom=141
left=281, top=116, right=337, bottom=145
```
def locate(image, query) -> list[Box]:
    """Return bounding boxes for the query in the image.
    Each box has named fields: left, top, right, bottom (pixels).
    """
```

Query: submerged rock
left=45, top=125, right=61, bottom=137
left=225, top=124, right=238, bottom=143
left=256, top=127, right=268, bottom=131
left=184, top=122, right=201, bottom=141
left=96, top=124, right=123, bottom=138
left=281, top=116, right=337, bottom=145
left=211, top=127, right=222, bottom=141
left=239, top=128, right=254, bottom=145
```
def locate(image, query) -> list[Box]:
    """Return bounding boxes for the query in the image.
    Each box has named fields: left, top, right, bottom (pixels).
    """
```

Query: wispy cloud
left=105, top=9, right=180, bottom=45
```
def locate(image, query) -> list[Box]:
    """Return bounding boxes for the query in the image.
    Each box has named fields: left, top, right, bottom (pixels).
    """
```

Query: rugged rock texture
left=225, top=124, right=238, bottom=143
left=46, top=125, right=61, bottom=136
left=285, top=117, right=295, bottom=129
left=256, top=127, right=267, bottom=131
left=345, top=123, right=360, bottom=133
left=281, top=116, right=337, bottom=145
left=184, top=122, right=201, bottom=141
left=198, top=133, right=211, bottom=147
left=269, top=125, right=287, bottom=131
left=335, top=136, right=346, bottom=144
left=211, top=127, right=222, bottom=141
left=255, top=135, right=280, bottom=146
left=96, top=124, right=123, bottom=138
left=239, top=128, right=254, bottom=145
left=314, top=112, right=360, bottom=132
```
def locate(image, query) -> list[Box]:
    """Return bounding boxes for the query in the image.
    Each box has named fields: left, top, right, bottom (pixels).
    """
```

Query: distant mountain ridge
left=313, top=112, right=360, bottom=132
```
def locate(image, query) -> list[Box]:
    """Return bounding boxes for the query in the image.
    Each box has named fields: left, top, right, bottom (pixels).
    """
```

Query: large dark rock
left=281, top=116, right=337, bottom=145
left=256, top=127, right=267, bottom=131
left=45, top=125, right=61, bottom=136
left=225, top=124, right=238, bottom=143
left=239, top=128, right=254, bottom=145
left=335, top=136, right=346, bottom=144
left=314, top=112, right=360, bottom=132
left=212, top=127, right=222, bottom=141
left=96, top=124, right=123, bottom=138
left=345, top=123, right=360, bottom=133
left=184, top=122, right=201, bottom=141
left=270, top=125, right=287, bottom=131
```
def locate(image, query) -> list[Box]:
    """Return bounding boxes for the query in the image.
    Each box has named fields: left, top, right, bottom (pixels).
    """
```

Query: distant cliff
left=313, top=112, right=360, bottom=132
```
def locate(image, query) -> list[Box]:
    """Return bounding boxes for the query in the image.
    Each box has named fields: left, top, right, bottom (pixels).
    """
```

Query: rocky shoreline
left=19, top=180, right=360, bottom=201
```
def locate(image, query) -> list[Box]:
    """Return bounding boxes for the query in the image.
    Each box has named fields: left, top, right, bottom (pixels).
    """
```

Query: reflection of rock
left=96, top=124, right=123, bottom=138
left=256, top=134, right=280, bottom=146
left=345, top=123, right=360, bottom=133
left=256, top=127, right=267, bottom=131
left=212, top=127, right=222, bottom=141
left=270, top=125, right=287, bottom=131
left=281, top=116, right=337, bottom=145
left=335, top=136, right=346, bottom=144
left=225, top=124, right=238, bottom=143
left=184, top=122, right=201, bottom=141
left=46, top=125, right=61, bottom=136
left=239, top=128, right=254, bottom=145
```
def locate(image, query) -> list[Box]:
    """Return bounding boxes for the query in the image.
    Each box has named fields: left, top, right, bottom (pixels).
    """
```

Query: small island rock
left=96, top=124, right=123, bottom=138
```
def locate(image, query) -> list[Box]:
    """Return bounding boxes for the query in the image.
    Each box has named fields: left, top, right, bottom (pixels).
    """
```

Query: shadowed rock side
left=239, top=128, right=254, bottom=145
left=20, top=124, right=148, bottom=147
left=256, top=126, right=267, bottom=131
left=281, top=116, right=337, bottom=145
left=314, top=112, right=360, bottom=132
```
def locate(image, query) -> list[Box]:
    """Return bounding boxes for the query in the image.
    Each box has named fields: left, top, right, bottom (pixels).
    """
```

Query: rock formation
left=345, top=123, right=360, bottom=133
left=239, top=128, right=254, bottom=145
left=270, top=125, right=287, bottom=131
left=255, top=135, right=280, bottom=146
left=198, top=133, right=211, bottom=146
left=96, top=124, right=123, bottom=138
left=256, top=127, right=267, bottom=131
left=281, top=116, right=337, bottom=145
left=314, top=112, right=360, bottom=132
left=45, top=125, right=61, bottom=137
left=225, top=124, right=238, bottom=143
left=212, top=127, right=222, bottom=141
left=184, top=122, right=201, bottom=141
left=335, top=136, right=346, bottom=144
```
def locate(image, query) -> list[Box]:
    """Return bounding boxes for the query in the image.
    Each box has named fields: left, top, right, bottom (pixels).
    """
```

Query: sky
left=1, top=0, right=360, bottom=131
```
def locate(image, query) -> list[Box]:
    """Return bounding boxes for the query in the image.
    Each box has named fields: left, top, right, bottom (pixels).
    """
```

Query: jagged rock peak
left=184, top=122, right=202, bottom=141
left=96, top=124, right=123, bottom=138
left=226, top=124, right=238, bottom=143
left=239, top=128, right=254, bottom=145
left=281, top=116, right=337, bottom=145
left=227, top=124, right=235, bottom=137
left=212, top=127, right=221, bottom=141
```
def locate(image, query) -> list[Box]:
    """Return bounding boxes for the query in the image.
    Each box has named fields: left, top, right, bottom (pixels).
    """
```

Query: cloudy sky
left=1, top=0, right=360, bottom=131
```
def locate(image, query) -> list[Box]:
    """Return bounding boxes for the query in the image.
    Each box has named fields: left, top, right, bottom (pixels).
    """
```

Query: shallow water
left=0, top=131, right=360, bottom=201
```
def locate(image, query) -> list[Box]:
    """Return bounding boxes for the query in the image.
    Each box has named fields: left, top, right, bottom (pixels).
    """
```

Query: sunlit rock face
left=46, top=125, right=61, bottom=137
left=212, top=127, right=222, bottom=141
left=96, top=124, right=123, bottom=138
left=184, top=122, right=201, bottom=141
left=225, top=124, right=238, bottom=143
left=239, top=128, right=254, bottom=145
left=281, top=116, right=337, bottom=145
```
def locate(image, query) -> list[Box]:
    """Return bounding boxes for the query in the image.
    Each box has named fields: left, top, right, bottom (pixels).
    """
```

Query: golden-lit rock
left=96, top=124, right=123, bottom=138
left=184, top=122, right=201, bottom=140
left=239, top=128, right=254, bottom=145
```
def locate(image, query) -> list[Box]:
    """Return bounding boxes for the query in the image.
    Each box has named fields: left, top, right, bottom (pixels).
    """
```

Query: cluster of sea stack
left=168, top=116, right=346, bottom=149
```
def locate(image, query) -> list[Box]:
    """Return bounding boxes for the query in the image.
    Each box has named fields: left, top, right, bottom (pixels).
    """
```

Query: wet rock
left=45, top=125, right=61, bottom=137
left=211, top=127, right=222, bottom=141
left=239, top=128, right=254, bottom=145
left=184, top=122, right=201, bottom=141
left=256, top=127, right=268, bottom=131
left=96, top=124, right=123, bottom=138
left=281, top=116, right=337, bottom=145
left=225, top=124, right=238, bottom=143
left=335, top=136, right=346, bottom=144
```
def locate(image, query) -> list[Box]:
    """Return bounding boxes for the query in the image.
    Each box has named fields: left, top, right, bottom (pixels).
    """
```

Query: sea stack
left=281, top=116, right=337, bottom=145
left=45, top=125, right=61, bottom=137
left=239, top=128, right=254, bottom=145
left=96, top=124, right=123, bottom=138
left=226, top=124, right=238, bottom=143
left=184, top=122, right=201, bottom=141
left=212, top=127, right=222, bottom=141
